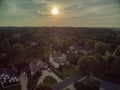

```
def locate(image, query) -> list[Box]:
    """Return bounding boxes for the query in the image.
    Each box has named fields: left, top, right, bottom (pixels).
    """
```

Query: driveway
left=37, top=70, right=62, bottom=84
left=19, top=72, right=28, bottom=90
left=37, top=70, right=76, bottom=90
left=52, top=71, right=86, bottom=90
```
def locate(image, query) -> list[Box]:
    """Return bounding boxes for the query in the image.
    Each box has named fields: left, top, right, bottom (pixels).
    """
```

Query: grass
left=0, top=84, right=21, bottom=90
left=27, top=77, right=39, bottom=89
left=43, top=76, right=57, bottom=86
left=61, top=66, right=76, bottom=79
left=65, top=88, right=70, bottom=90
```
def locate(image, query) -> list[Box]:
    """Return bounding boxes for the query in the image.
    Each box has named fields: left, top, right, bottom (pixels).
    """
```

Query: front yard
left=61, top=66, right=76, bottom=79
left=0, top=84, right=21, bottom=90
left=43, top=76, right=57, bottom=86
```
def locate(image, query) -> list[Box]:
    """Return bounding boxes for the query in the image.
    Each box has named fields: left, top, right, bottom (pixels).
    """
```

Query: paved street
left=52, top=71, right=86, bottom=90
left=37, top=70, right=76, bottom=90
left=37, top=70, right=62, bottom=85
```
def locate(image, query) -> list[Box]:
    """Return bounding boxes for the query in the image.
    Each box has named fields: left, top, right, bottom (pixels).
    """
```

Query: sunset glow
left=51, top=7, right=58, bottom=15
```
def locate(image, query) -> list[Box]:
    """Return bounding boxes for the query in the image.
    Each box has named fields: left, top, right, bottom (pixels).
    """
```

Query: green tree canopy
left=4, top=44, right=27, bottom=65
left=67, top=52, right=80, bottom=65
left=114, top=45, right=120, bottom=56
left=95, top=42, right=108, bottom=55
left=95, top=54, right=107, bottom=73
left=95, top=54, right=106, bottom=65
left=0, top=40, right=10, bottom=53
left=77, top=55, right=100, bottom=76
left=85, top=40, right=95, bottom=50
left=29, top=46, right=50, bottom=59
left=79, top=38, right=89, bottom=47
left=107, top=55, right=116, bottom=64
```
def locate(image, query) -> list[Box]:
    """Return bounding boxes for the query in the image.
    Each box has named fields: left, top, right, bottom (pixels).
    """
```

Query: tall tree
left=114, top=45, right=120, bottom=56
left=5, top=44, right=27, bottom=65
left=77, top=55, right=100, bottom=76
left=95, top=42, right=108, bottom=55
left=29, top=46, right=50, bottom=59
left=0, top=41, right=10, bottom=53
left=85, top=39, right=95, bottom=50
left=95, top=54, right=107, bottom=75
left=79, top=38, right=89, bottom=47
left=67, top=52, right=80, bottom=65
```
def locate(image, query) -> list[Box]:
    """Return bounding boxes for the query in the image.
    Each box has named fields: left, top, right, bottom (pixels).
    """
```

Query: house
left=29, top=59, right=48, bottom=76
left=0, top=67, right=20, bottom=88
left=49, top=51, right=67, bottom=68
left=0, top=63, right=31, bottom=90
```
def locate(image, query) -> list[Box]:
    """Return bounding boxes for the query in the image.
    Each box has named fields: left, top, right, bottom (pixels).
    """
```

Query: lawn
left=43, top=76, right=57, bottom=86
left=27, top=77, right=39, bottom=89
left=65, top=88, right=70, bottom=90
left=0, top=84, right=21, bottom=90
left=61, top=66, right=76, bottom=79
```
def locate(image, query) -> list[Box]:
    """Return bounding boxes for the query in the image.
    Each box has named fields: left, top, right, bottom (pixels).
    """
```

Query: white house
left=0, top=67, right=20, bottom=88
left=49, top=51, right=67, bottom=68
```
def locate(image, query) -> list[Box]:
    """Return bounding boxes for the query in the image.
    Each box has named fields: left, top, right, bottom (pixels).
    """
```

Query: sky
left=0, top=0, right=120, bottom=27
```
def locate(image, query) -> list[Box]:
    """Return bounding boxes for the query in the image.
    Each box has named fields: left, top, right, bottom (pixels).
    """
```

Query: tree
left=95, top=54, right=107, bottom=75
left=79, top=38, right=89, bottom=47
left=95, top=42, right=108, bottom=55
left=85, top=40, right=95, bottom=50
left=114, top=45, right=120, bottom=56
left=104, top=57, right=120, bottom=83
left=110, top=58, right=120, bottom=83
left=53, top=36, right=75, bottom=53
left=4, top=44, right=27, bottom=65
left=74, top=81, right=90, bottom=90
left=0, top=53, right=6, bottom=66
left=77, top=55, right=100, bottom=76
left=29, top=46, right=50, bottom=59
left=0, top=41, right=10, bottom=53
left=67, top=52, right=80, bottom=65
left=95, top=54, right=106, bottom=65
left=107, top=55, right=116, bottom=64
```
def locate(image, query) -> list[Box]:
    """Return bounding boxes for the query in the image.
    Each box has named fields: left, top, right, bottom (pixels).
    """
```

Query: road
left=52, top=71, right=86, bottom=90
left=37, top=70, right=77, bottom=90
left=37, top=70, right=62, bottom=84
left=52, top=73, right=120, bottom=90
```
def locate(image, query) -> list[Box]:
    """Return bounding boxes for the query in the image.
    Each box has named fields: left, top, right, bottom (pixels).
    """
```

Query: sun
left=51, top=7, right=59, bottom=15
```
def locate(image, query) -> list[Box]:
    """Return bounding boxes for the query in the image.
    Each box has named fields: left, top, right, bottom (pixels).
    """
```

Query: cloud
left=0, top=0, right=119, bottom=27
left=32, top=0, right=52, bottom=4
left=56, top=0, right=120, bottom=20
